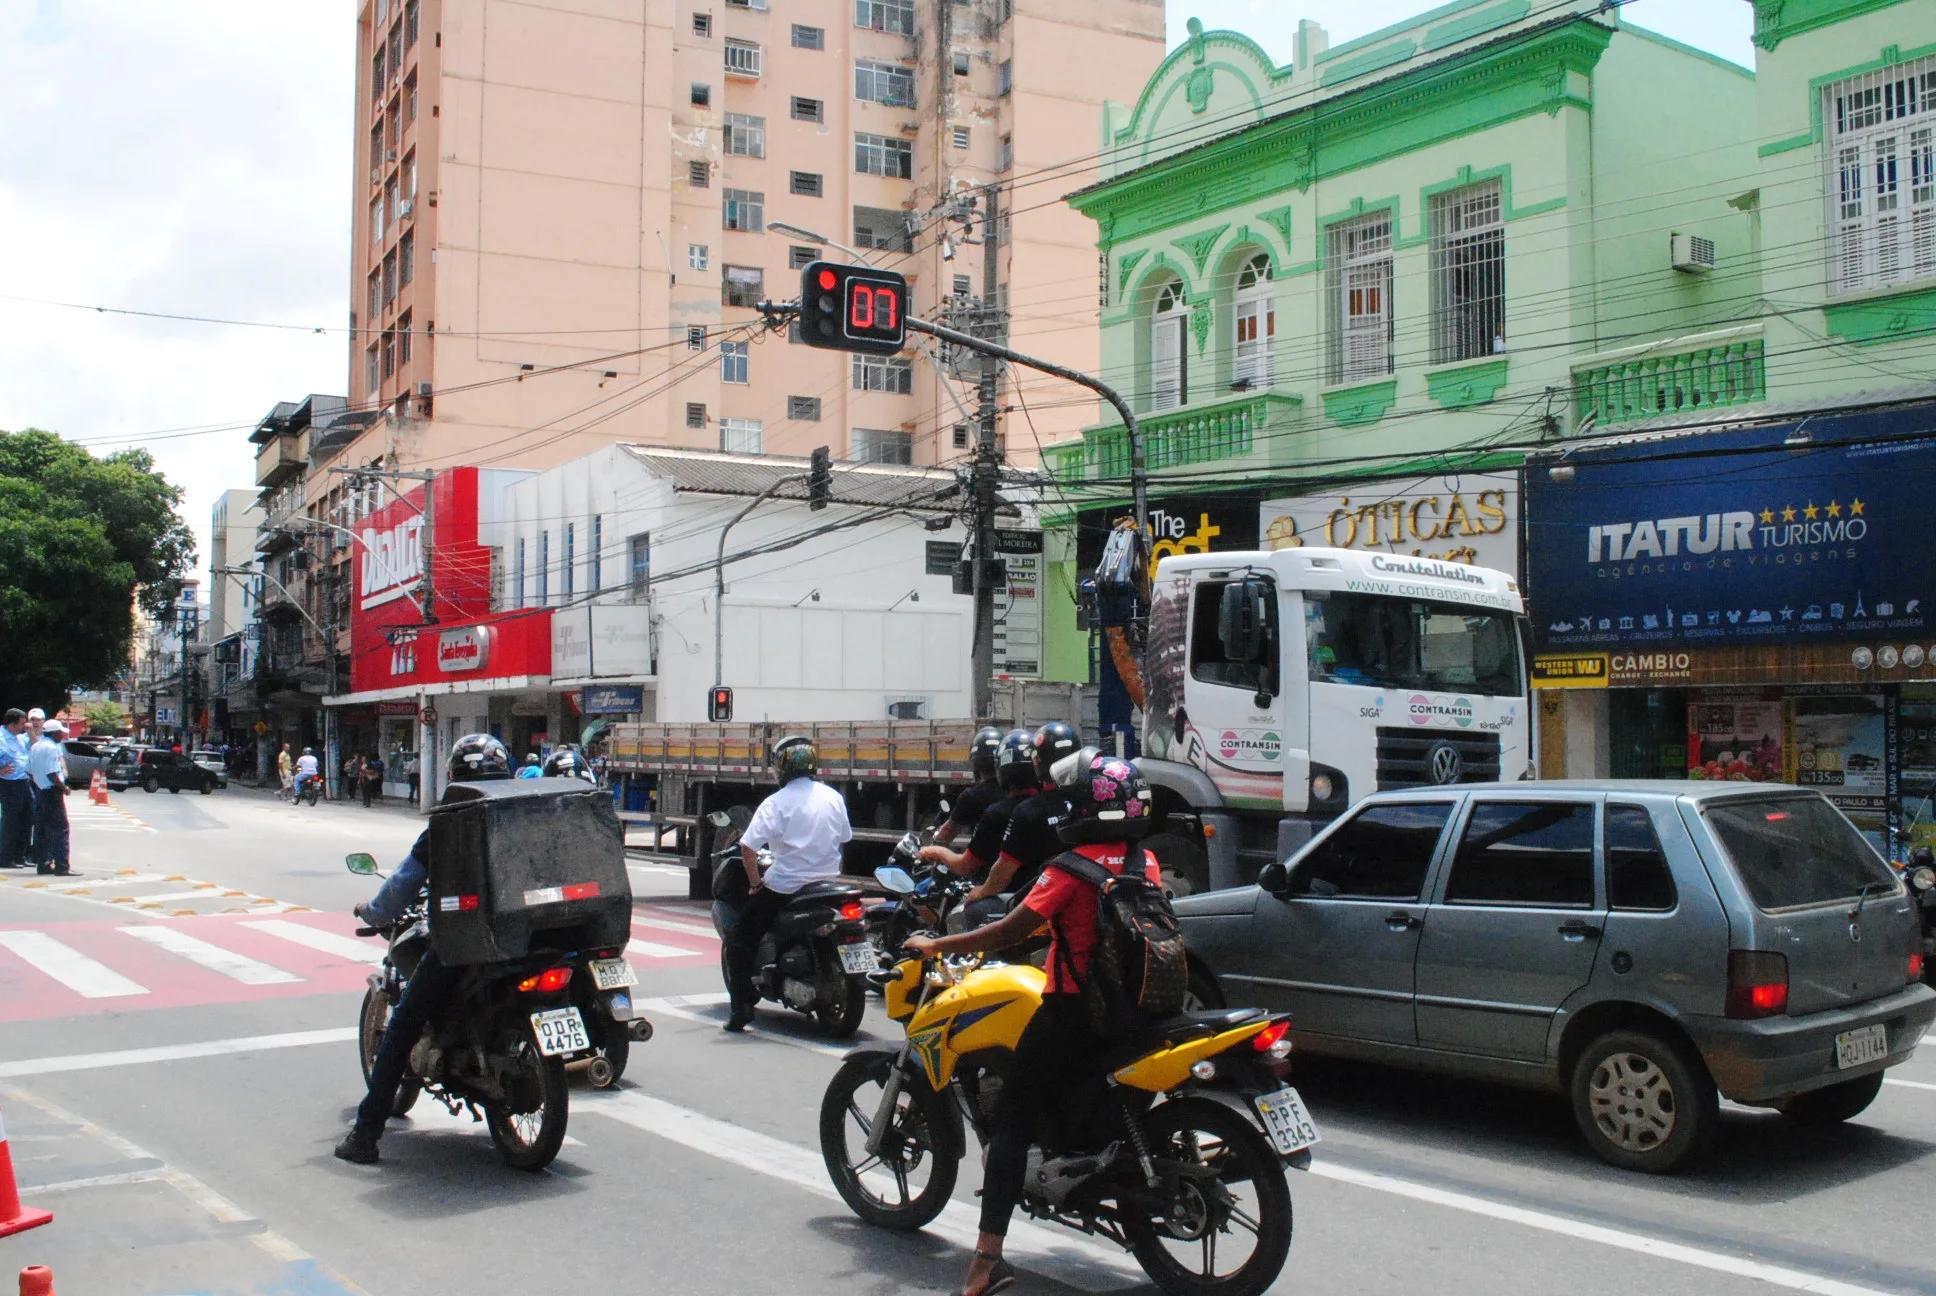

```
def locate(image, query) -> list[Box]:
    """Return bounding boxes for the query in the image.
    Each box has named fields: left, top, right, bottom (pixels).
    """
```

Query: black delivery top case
left=426, top=778, right=632, bottom=965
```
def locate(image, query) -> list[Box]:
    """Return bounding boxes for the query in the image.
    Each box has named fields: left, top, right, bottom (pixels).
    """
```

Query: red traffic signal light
left=708, top=686, right=734, bottom=722
left=798, top=260, right=907, bottom=356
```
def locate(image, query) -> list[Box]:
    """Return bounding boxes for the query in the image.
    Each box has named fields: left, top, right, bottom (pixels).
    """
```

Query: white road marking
left=0, top=930, right=148, bottom=998
left=585, top=1090, right=1146, bottom=1293
left=626, top=938, right=701, bottom=960
left=632, top=913, right=718, bottom=939
left=0, top=1027, right=359, bottom=1078
left=1884, top=1076, right=1936, bottom=1091
left=118, top=925, right=303, bottom=985
left=243, top=918, right=385, bottom=963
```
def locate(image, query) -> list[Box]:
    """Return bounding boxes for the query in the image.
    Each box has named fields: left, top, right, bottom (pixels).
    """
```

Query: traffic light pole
left=713, top=471, right=812, bottom=699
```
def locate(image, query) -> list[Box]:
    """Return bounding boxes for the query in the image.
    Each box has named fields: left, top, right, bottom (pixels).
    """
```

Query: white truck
left=1131, top=545, right=1530, bottom=893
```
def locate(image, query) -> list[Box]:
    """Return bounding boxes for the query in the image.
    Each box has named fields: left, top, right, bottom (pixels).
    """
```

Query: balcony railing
left=1063, top=392, right=1300, bottom=483
left=1573, top=328, right=1765, bottom=429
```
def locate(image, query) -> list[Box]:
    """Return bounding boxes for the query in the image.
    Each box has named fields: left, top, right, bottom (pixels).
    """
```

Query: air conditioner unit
left=398, top=198, right=414, bottom=217
left=417, top=381, right=433, bottom=397
left=1670, top=232, right=1716, bottom=274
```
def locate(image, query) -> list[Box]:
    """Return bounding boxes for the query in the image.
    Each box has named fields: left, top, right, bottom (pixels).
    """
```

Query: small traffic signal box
left=708, top=686, right=734, bottom=722
left=808, top=446, right=832, bottom=510
left=799, top=261, right=907, bottom=356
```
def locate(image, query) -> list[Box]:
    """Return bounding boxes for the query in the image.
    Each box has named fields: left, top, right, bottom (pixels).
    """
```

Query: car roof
left=1364, top=780, right=1819, bottom=804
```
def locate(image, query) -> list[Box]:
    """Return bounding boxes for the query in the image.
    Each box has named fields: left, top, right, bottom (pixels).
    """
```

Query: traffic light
left=798, top=261, right=907, bottom=356
left=808, top=445, right=832, bottom=511
left=708, top=685, right=733, bottom=722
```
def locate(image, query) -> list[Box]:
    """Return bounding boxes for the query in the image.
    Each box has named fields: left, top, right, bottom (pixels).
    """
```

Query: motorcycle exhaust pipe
left=628, top=1018, right=654, bottom=1043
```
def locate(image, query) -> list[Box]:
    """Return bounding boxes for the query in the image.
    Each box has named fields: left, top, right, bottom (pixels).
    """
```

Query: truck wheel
left=1781, top=1072, right=1883, bottom=1126
left=1144, top=831, right=1210, bottom=898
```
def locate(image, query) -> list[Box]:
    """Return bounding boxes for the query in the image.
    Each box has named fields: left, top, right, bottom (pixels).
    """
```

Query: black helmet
left=1056, top=754, right=1155, bottom=845
left=774, top=734, right=817, bottom=780
left=969, top=726, right=1003, bottom=781
left=542, top=749, right=594, bottom=782
left=448, top=733, right=513, bottom=782
left=1031, top=721, right=1080, bottom=786
left=995, top=728, right=1039, bottom=791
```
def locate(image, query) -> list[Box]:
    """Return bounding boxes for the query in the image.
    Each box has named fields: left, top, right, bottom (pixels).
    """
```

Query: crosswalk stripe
left=626, top=938, right=700, bottom=960
left=118, top=926, right=303, bottom=986
left=241, top=919, right=385, bottom=964
left=0, top=930, right=149, bottom=998
left=632, top=914, right=718, bottom=939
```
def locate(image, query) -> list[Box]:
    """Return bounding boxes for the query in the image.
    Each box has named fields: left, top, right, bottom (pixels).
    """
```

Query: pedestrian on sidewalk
left=404, top=750, right=420, bottom=805
left=0, top=709, right=32, bottom=868
left=360, top=751, right=383, bottom=807
left=277, top=743, right=293, bottom=800
left=28, top=719, right=71, bottom=876
left=345, top=752, right=364, bottom=803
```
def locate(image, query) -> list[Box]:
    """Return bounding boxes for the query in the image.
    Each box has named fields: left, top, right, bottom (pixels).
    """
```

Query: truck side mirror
left=1256, top=861, right=1291, bottom=896
left=1218, top=579, right=1267, bottom=663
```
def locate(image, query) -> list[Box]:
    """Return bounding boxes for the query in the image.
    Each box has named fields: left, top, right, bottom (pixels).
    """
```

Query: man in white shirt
left=722, top=735, right=852, bottom=1032
left=27, top=720, right=71, bottom=876
left=295, top=747, right=321, bottom=800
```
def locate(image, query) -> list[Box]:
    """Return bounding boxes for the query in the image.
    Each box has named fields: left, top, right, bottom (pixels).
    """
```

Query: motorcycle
left=707, top=810, right=874, bottom=1037
left=346, top=851, right=621, bottom=1170
left=819, top=865, right=1311, bottom=1296
left=295, top=773, right=322, bottom=806
left=1901, top=845, right=1935, bottom=986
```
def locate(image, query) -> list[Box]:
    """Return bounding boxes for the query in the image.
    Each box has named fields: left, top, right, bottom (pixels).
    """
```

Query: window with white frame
left=1231, top=253, right=1275, bottom=390
left=688, top=243, right=710, bottom=270
left=720, top=416, right=763, bottom=453
left=1150, top=280, right=1188, bottom=411
left=855, top=132, right=913, bottom=178
left=792, top=24, right=824, bottom=50
left=721, top=339, right=750, bottom=383
left=855, top=58, right=915, bottom=106
left=724, top=38, right=761, bottom=78
left=852, top=354, right=914, bottom=393
left=725, top=0, right=767, bottom=10
left=852, top=427, right=912, bottom=464
left=1824, top=57, right=1936, bottom=293
left=725, top=112, right=765, bottom=157
left=693, top=11, right=712, bottom=36
left=855, top=0, right=914, bottom=34
left=723, top=188, right=764, bottom=231
left=1327, top=211, right=1394, bottom=384
left=853, top=205, right=911, bottom=252
left=1429, top=180, right=1505, bottom=363
left=789, top=244, right=820, bottom=269
left=723, top=264, right=764, bottom=307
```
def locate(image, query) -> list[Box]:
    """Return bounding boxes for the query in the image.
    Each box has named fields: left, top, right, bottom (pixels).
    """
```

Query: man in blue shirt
left=27, top=719, right=71, bottom=876
left=0, top=710, right=32, bottom=869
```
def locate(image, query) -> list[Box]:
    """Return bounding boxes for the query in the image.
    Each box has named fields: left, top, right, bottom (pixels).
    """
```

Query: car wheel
left=1144, top=830, right=1211, bottom=898
left=169, top=786, right=180, bottom=794
left=199, top=780, right=214, bottom=794
left=1569, top=1028, right=1716, bottom=1173
left=1781, top=1072, right=1884, bottom=1126
left=142, top=775, right=159, bottom=794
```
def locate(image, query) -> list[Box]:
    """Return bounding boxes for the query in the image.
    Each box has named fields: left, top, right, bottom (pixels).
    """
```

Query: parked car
left=57, top=739, right=117, bottom=785
left=100, top=745, right=142, bottom=790
left=133, top=748, right=224, bottom=794
left=189, top=748, right=226, bottom=776
left=1175, top=781, right=1936, bottom=1173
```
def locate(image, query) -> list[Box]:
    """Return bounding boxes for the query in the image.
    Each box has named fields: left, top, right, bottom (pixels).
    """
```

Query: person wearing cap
left=27, top=720, right=71, bottom=876
left=0, top=710, right=31, bottom=868
left=22, top=708, right=46, bottom=860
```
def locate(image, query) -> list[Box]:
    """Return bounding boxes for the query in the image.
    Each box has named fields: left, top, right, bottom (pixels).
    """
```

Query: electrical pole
left=969, top=184, right=1002, bottom=721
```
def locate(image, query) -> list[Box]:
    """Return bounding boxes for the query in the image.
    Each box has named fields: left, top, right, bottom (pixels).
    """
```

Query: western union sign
left=1532, top=654, right=1610, bottom=689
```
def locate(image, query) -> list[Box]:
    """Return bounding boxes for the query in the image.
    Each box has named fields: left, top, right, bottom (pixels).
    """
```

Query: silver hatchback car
left=1174, top=781, right=1936, bottom=1172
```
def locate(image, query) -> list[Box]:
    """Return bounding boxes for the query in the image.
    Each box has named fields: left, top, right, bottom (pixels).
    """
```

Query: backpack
left=1046, top=846, right=1188, bottom=1039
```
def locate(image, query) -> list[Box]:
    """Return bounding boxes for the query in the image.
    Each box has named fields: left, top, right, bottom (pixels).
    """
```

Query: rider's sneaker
left=333, top=1128, right=380, bottom=1164
left=722, top=1010, right=753, bottom=1034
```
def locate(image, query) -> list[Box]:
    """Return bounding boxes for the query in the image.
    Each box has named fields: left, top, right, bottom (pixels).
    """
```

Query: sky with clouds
left=0, top=1, right=1750, bottom=585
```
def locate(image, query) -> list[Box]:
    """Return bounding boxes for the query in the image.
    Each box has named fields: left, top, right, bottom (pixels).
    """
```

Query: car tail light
left=518, top=967, right=572, bottom=993
left=838, top=901, right=865, bottom=921
left=1725, top=950, right=1788, bottom=1019
left=1910, top=952, right=1925, bottom=983
left=1250, top=1019, right=1293, bottom=1058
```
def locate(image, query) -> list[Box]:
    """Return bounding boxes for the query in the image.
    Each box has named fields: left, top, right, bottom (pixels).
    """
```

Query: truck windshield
left=1305, top=591, right=1521, bottom=695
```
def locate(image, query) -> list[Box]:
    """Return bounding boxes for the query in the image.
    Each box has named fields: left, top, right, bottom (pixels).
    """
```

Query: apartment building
left=334, top=0, right=1162, bottom=480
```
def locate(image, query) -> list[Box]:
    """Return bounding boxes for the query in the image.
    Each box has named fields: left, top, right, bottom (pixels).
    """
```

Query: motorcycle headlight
left=1911, top=865, right=1936, bottom=892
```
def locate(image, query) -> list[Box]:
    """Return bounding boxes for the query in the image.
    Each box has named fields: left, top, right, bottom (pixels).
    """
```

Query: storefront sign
left=438, top=626, right=491, bottom=673
left=582, top=685, right=644, bottom=715
left=1531, top=654, right=1609, bottom=688
left=1527, top=403, right=1936, bottom=649
left=552, top=605, right=654, bottom=679
left=375, top=701, right=419, bottom=716
left=993, top=529, right=1042, bottom=678
left=358, top=515, right=425, bottom=611
left=552, top=608, right=592, bottom=679
left=1076, top=494, right=1260, bottom=570
left=1260, top=472, right=1518, bottom=572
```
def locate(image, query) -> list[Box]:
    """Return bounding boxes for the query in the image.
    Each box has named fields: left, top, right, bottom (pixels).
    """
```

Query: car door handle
left=1384, top=911, right=1422, bottom=931
left=1558, top=919, right=1601, bottom=940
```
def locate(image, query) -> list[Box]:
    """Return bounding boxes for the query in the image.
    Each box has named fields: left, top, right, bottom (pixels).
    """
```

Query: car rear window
left=1703, top=796, right=1897, bottom=910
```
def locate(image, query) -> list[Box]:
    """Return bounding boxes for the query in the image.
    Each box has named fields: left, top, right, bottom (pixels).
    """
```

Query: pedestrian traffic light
left=799, top=261, right=907, bottom=356
left=808, top=446, right=832, bottom=511
left=708, top=685, right=733, bottom=722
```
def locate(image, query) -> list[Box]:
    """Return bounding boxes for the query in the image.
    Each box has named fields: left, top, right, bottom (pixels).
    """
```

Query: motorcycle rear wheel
left=485, top=1041, right=570, bottom=1172
left=1126, top=1096, right=1292, bottom=1296
left=356, top=987, right=421, bottom=1117
left=819, top=1053, right=958, bottom=1231
left=817, top=976, right=868, bottom=1038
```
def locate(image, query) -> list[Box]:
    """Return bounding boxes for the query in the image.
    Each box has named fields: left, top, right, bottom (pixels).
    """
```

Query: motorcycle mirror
left=707, top=810, right=732, bottom=828
left=345, top=852, right=379, bottom=875
left=875, top=865, right=918, bottom=896
left=896, top=831, right=920, bottom=854
left=937, top=798, right=951, bottom=815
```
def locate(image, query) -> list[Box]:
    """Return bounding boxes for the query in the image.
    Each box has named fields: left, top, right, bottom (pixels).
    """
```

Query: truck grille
left=1374, top=727, right=1501, bottom=791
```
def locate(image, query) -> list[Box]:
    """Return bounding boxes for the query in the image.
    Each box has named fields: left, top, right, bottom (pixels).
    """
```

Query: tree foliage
left=0, top=429, right=195, bottom=709
left=83, top=699, right=127, bottom=735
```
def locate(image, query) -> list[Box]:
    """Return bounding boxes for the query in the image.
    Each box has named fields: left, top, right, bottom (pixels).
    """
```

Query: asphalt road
left=2, top=785, right=1933, bottom=1295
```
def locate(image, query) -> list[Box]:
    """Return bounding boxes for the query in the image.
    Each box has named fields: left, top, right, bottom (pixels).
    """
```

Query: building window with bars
left=689, top=160, right=711, bottom=187
left=381, top=330, right=396, bottom=379
left=725, top=112, right=765, bottom=157
left=724, top=38, right=761, bottom=78
left=399, top=230, right=414, bottom=286
left=405, top=0, right=418, bottom=45
left=856, top=0, right=914, bottom=34
left=1326, top=211, right=1394, bottom=384
left=790, top=170, right=824, bottom=197
left=855, top=58, right=915, bottom=106
left=686, top=402, right=708, bottom=428
left=688, top=243, right=710, bottom=271
left=1230, top=253, right=1275, bottom=390
left=723, top=265, right=764, bottom=307
left=792, top=24, right=824, bottom=50
left=789, top=395, right=822, bottom=420
left=693, top=11, right=712, bottom=36
left=851, top=428, right=912, bottom=464
left=1429, top=180, right=1505, bottom=363
left=629, top=533, right=650, bottom=599
left=397, top=310, right=412, bottom=365
left=789, top=244, right=820, bottom=269
left=723, top=188, right=764, bottom=231
left=853, top=354, right=914, bottom=393
left=721, top=340, right=750, bottom=384
left=853, top=205, right=911, bottom=252
left=792, top=96, right=824, bottom=122
left=720, top=417, right=763, bottom=454
left=590, top=515, right=603, bottom=591
left=952, top=125, right=970, bottom=150
left=1823, top=56, right=1936, bottom=293
left=687, top=325, right=708, bottom=350
left=1149, top=280, right=1187, bottom=411
left=855, top=132, right=913, bottom=178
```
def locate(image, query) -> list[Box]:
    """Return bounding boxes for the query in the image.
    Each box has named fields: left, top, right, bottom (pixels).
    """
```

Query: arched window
left=1151, top=279, right=1188, bottom=411
left=1233, top=253, right=1275, bottom=389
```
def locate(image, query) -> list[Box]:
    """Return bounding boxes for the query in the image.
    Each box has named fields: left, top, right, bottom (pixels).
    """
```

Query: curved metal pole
left=714, top=472, right=811, bottom=688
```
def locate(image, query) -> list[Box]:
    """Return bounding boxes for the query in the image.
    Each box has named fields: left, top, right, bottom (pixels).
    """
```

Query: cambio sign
left=360, top=516, right=425, bottom=611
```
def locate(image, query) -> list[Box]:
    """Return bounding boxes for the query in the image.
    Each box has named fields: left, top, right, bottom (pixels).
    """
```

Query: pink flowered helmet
left=1056, top=754, right=1154, bottom=845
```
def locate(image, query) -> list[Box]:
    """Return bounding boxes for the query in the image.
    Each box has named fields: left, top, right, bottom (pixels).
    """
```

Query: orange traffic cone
left=19, top=1267, right=54, bottom=1296
left=0, top=1106, right=52, bottom=1237
left=88, top=769, right=107, bottom=805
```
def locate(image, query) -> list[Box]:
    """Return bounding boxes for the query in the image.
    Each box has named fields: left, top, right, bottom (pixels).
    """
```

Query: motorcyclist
left=294, top=747, right=320, bottom=800
left=917, top=730, right=1035, bottom=883
left=967, top=721, right=1080, bottom=904
left=905, top=753, right=1161, bottom=1296
left=721, top=735, right=852, bottom=1033
left=516, top=752, right=544, bottom=779
left=933, top=727, right=1005, bottom=847
left=333, top=733, right=513, bottom=1165
left=541, top=749, right=595, bottom=782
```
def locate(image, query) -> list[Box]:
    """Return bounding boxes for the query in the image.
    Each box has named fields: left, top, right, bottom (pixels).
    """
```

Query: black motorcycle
left=706, top=812, right=873, bottom=1037
left=1902, top=844, right=1935, bottom=986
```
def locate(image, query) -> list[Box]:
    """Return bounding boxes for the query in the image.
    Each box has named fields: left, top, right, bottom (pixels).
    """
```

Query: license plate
left=1835, top=1023, right=1888, bottom=1069
left=1254, top=1087, right=1320, bottom=1157
left=530, top=1007, right=591, bottom=1057
left=589, top=957, right=638, bottom=990
left=837, top=942, right=877, bottom=975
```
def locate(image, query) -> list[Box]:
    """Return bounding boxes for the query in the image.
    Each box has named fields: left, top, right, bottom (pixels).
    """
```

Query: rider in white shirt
left=295, top=748, right=320, bottom=797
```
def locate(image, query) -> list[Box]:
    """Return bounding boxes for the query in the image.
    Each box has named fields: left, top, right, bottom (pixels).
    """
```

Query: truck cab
left=1137, top=546, right=1528, bottom=890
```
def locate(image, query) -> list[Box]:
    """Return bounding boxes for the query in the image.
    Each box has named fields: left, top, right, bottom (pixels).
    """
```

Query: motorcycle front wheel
left=1126, top=1095, right=1292, bottom=1296
left=819, top=1053, right=958, bottom=1231
left=356, top=987, right=421, bottom=1117
left=485, top=1040, right=570, bottom=1172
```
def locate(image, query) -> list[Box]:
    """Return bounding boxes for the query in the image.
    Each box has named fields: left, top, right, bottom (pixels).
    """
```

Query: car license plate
left=837, top=942, right=877, bottom=975
left=1835, top=1023, right=1888, bottom=1069
left=1253, top=1087, right=1320, bottom=1157
left=589, top=957, right=638, bottom=990
left=530, top=1007, right=591, bottom=1057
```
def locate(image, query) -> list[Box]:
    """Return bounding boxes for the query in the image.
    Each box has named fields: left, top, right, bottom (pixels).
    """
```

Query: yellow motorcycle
left=819, top=898, right=1316, bottom=1296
